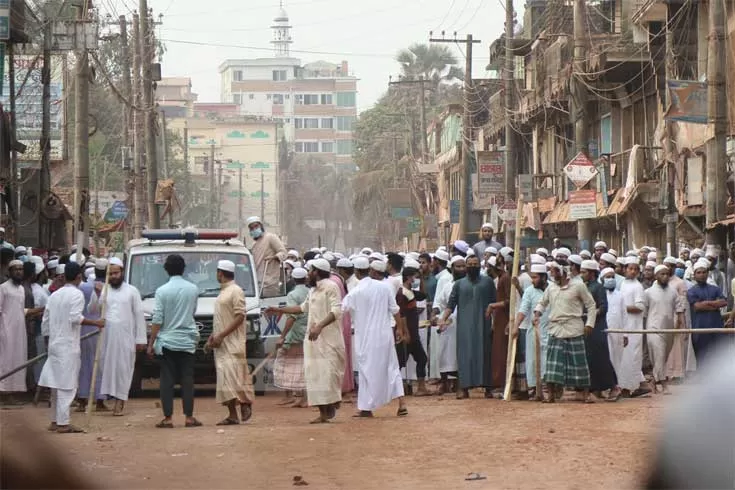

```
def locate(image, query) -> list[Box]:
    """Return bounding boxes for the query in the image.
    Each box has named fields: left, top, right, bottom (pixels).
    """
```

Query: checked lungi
left=273, top=344, right=306, bottom=391
left=543, top=335, right=591, bottom=388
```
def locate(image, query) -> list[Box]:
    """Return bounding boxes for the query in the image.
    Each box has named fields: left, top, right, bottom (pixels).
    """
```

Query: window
left=321, top=118, right=334, bottom=129
left=233, top=70, right=243, bottom=81
left=337, top=139, right=353, bottom=155
left=285, top=94, right=290, bottom=99
left=296, top=94, right=319, bottom=105
left=320, top=94, right=333, bottom=105
left=266, top=94, right=272, bottom=100
left=295, top=141, right=319, bottom=153
left=336, top=92, right=356, bottom=107
left=272, top=70, right=287, bottom=81
left=248, top=94, right=254, bottom=100
left=233, top=93, right=242, bottom=105
left=336, top=116, right=355, bottom=131
left=294, top=118, right=303, bottom=129
left=304, top=118, right=319, bottom=129
left=272, top=94, right=284, bottom=104
left=321, top=141, right=334, bottom=153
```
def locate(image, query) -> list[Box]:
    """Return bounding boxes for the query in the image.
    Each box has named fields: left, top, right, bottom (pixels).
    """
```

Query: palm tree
left=395, top=43, right=464, bottom=84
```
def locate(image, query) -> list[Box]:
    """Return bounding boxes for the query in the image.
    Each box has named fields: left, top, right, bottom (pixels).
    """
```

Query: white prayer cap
left=56, top=264, right=65, bottom=275
left=311, top=258, right=331, bottom=273
left=449, top=255, right=465, bottom=266
left=647, top=251, right=658, bottom=261
left=530, top=264, right=547, bottom=274
left=556, top=247, right=571, bottom=257
left=536, top=247, right=549, bottom=257
left=663, top=256, right=678, bottom=266
left=680, top=247, right=690, bottom=254
left=284, top=259, right=297, bottom=269
left=370, top=260, right=386, bottom=273
left=625, top=256, right=640, bottom=266
left=594, top=241, right=607, bottom=249
left=676, top=259, right=686, bottom=267
left=352, top=256, right=370, bottom=270
left=287, top=249, right=299, bottom=258
left=310, top=247, right=321, bottom=253
left=486, top=246, right=498, bottom=255
left=0, top=227, right=4, bottom=233
left=407, top=252, right=420, bottom=261
left=109, top=257, right=124, bottom=268
left=645, top=261, right=657, bottom=269
left=616, top=257, right=626, bottom=266
left=334, top=252, right=345, bottom=260
left=530, top=254, right=545, bottom=265
left=8, top=259, right=22, bottom=268
left=434, top=250, right=450, bottom=262
left=693, top=259, right=710, bottom=272
left=466, top=249, right=476, bottom=257
left=600, top=253, right=616, bottom=265
left=398, top=252, right=406, bottom=258
left=453, top=240, right=469, bottom=253
left=30, top=255, right=43, bottom=265
left=14, top=245, right=26, bottom=253
left=95, top=258, right=109, bottom=270
left=580, top=250, right=592, bottom=259
left=548, top=261, right=564, bottom=272
left=481, top=222, right=493, bottom=230
left=581, top=260, right=599, bottom=271
left=369, top=252, right=385, bottom=262
left=654, top=264, right=669, bottom=275
left=305, top=260, right=315, bottom=270
left=640, top=246, right=651, bottom=253
left=691, top=248, right=704, bottom=258
left=322, top=252, right=336, bottom=262
left=608, top=249, right=618, bottom=258
left=47, top=259, right=58, bottom=270
left=601, top=267, right=615, bottom=278
left=499, top=246, right=513, bottom=260
left=487, top=256, right=498, bottom=268
left=246, top=216, right=262, bottom=226
left=550, top=248, right=559, bottom=258
left=568, top=254, right=583, bottom=266
left=319, top=247, right=327, bottom=253
left=69, top=254, right=78, bottom=263
left=291, top=267, right=307, bottom=279
left=360, top=247, right=373, bottom=255
left=520, top=265, right=526, bottom=272
left=336, top=258, right=353, bottom=268
left=403, top=258, right=420, bottom=271
left=85, top=268, right=95, bottom=279
left=626, top=250, right=638, bottom=257
left=437, top=246, right=447, bottom=252
left=217, top=260, right=236, bottom=273
left=35, top=261, right=45, bottom=276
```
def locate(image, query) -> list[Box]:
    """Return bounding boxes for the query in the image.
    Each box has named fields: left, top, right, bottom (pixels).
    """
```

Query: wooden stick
left=250, top=352, right=274, bottom=377
left=85, top=263, right=112, bottom=426
left=605, top=328, right=735, bottom=334
left=503, top=197, right=524, bottom=402
left=534, top=321, right=541, bottom=400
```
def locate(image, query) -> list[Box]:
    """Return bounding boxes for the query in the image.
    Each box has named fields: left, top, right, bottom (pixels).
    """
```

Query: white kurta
left=606, top=289, right=624, bottom=381
left=0, top=280, right=28, bottom=393
left=406, top=299, right=440, bottom=381
left=342, top=277, right=403, bottom=412
left=618, top=279, right=646, bottom=391
left=97, top=283, right=147, bottom=401
left=39, top=285, right=85, bottom=390
left=434, top=276, right=457, bottom=373
left=644, top=282, right=682, bottom=382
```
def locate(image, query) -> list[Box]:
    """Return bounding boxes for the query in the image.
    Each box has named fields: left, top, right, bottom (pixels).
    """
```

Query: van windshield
left=129, top=252, right=256, bottom=299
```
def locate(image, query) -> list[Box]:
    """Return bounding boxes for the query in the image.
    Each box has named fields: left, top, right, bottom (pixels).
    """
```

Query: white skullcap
left=608, top=249, right=618, bottom=258
left=625, top=256, right=640, bottom=266
left=85, top=268, right=95, bottom=279
left=434, top=250, right=449, bottom=262
left=600, top=253, right=616, bottom=265
left=319, top=247, right=327, bottom=253
left=284, top=259, right=297, bottom=269
left=69, top=254, right=78, bottom=263
left=641, top=246, right=651, bottom=252
left=568, top=254, right=583, bottom=265
left=109, top=257, right=124, bottom=268
left=369, top=251, right=384, bottom=261
left=322, top=252, right=336, bottom=262
left=556, top=247, right=571, bottom=257
left=548, top=261, right=563, bottom=271
left=291, top=267, right=307, bottom=279
left=499, top=246, right=513, bottom=259
left=47, top=259, right=58, bottom=269
left=311, top=258, right=331, bottom=273
left=486, top=246, right=498, bottom=255
left=530, top=264, right=547, bottom=274
left=581, top=259, right=599, bottom=271
left=217, top=260, right=236, bottom=273
left=407, top=252, right=420, bottom=261
left=647, top=252, right=657, bottom=261
left=663, top=256, right=678, bottom=266
left=626, top=250, right=638, bottom=257
left=287, top=249, right=299, bottom=258
left=0, top=227, right=4, bottom=233
left=530, top=254, right=545, bottom=265
left=487, top=256, right=498, bottom=268
left=580, top=250, right=592, bottom=259
left=310, top=247, right=320, bottom=253
left=536, top=247, right=549, bottom=256
left=691, top=248, right=704, bottom=258
left=398, top=252, right=406, bottom=258
left=30, top=255, right=43, bottom=264
left=437, top=246, right=447, bottom=251
left=453, top=240, right=469, bottom=253
left=305, top=260, right=315, bottom=270
left=676, top=259, right=686, bottom=267
left=360, top=247, right=373, bottom=255
left=14, top=245, right=26, bottom=253
left=616, top=257, right=626, bottom=266
left=450, top=255, right=465, bottom=266
left=336, top=258, right=353, bottom=268
left=654, top=264, right=669, bottom=275
left=352, top=256, right=370, bottom=270
left=404, top=258, right=420, bottom=270
left=601, top=267, right=615, bottom=278
left=680, top=247, right=690, bottom=253
left=466, top=249, right=476, bottom=257
left=693, top=259, right=710, bottom=272
left=8, top=259, right=22, bottom=268
left=246, top=216, right=262, bottom=226
left=645, top=261, right=657, bottom=269
left=481, top=222, right=493, bottom=230
left=370, top=260, right=386, bottom=273
left=35, top=261, right=45, bottom=275
left=551, top=248, right=559, bottom=258
left=335, top=252, right=345, bottom=260
left=56, top=264, right=65, bottom=275
left=594, top=241, right=607, bottom=249
left=95, top=258, right=108, bottom=269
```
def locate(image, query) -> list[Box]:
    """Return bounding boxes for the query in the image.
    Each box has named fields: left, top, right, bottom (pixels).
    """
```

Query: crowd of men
left=1, top=219, right=733, bottom=429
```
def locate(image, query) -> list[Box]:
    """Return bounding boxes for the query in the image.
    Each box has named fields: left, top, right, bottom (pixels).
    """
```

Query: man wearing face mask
left=440, top=255, right=496, bottom=399
left=0, top=260, right=30, bottom=404
left=395, top=260, right=430, bottom=396
left=487, top=249, right=513, bottom=394
left=433, top=256, right=465, bottom=395
left=246, top=216, right=287, bottom=298
left=601, top=268, right=624, bottom=390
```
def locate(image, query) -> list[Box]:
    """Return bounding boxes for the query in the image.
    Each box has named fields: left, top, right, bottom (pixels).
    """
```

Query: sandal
left=112, top=401, right=125, bottom=417
left=397, top=407, right=408, bottom=417
left=240, top=404, right=253, bottom=423
left=47, top=422, right=58, bottom=432
left=155, top=419, right=174, bottom=429
left=56, top=425, right=85, bottom=433
left=216, top=418, right=240, bottom=426
left=309, top=416, right=329, bottom=424
left=352, top=410, right=373, bottom=418
left=185, top=418, right=203, bottom=428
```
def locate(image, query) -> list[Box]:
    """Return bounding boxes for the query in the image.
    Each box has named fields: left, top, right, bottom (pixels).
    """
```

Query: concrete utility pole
left=388, top=76, right=430, bottom=162
left=140, top=0, right=160, bottom=228
left=260, top=170, right=265, bottom=224
left=208, top=142, right=215, bottom=227
left=216, top=160, right=223, bottom=226
left=504, top=0, right=516, bottom=245
left=663, top=8, right=677, bottom=252
left=161, top=111, right=168, bottom=179
left=132, top=13, right=145, bottom=237
left=430, top=34, right=481, bottom=240
left=705, top=0, right=727, bottom=247
left=572, top=0, right=592, bottom=248
left=39, top=21, right=52, bottom=247
left=119, top=14, right=134, bottom=239
left=238, top=164, right=243, bottom=237
left=7, top=44, right=17, bottom=240
left=73, top=47, right=90, bottom=248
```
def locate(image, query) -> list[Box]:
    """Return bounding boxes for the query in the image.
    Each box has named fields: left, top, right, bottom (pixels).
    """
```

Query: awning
left=543, top=201, right=570, bottom=224
left=433, top=146, right=459, bottom=170
left=604, top=187, right=637, bottom=216
left=705, top=214, right=735, bottom=230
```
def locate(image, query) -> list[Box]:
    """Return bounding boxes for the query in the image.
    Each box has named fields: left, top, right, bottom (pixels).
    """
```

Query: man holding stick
left=39, top=263, right=105, bottom=433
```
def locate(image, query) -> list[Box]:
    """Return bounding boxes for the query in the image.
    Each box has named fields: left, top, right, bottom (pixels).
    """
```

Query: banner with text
left=475, top=150, right=505, bottom=210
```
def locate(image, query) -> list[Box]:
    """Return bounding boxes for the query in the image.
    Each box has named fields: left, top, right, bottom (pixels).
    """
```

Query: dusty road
left=1, top=391, right=665, bottom=489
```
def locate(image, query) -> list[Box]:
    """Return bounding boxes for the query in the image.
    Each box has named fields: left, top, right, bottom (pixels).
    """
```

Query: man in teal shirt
left=147, top=254, right=200, bottom=428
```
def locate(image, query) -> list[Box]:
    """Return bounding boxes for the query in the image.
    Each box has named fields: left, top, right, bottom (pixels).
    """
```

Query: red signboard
left=569, top=190, right=598, bottom=219
left=563, top=152, right=598, bottom=189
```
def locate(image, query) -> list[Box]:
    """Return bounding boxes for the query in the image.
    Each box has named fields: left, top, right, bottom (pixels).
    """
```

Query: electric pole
left=572, top=0, right=592, bottom=248
left=504, top=0, right=516, bottom=245
left=208, top=142, right=215, bottom=227
left=388, top=76, right=430, bottom=162
left=216, top=160, right=223, bottom=226
left=260, top=170, right=265, bottom=224
left=119, top=14, right=134, bottom=239
left=429, top=34, right=481, bottom=241
left=73, top=17, right=91, bottom=250
left=161, top=111, right=168, bottom=179
left=663, top=7, right=677, bottom=252
left=140, top=0, right=160, bottom=228
left=705, top=0, right=727, bottom=247
left=7, top=43, right=17, bottom=241
left=39, top=20, right=52, bottom=247
left=238, top=164, right=243, bottom=237
left=132, top=13, right=145, bottom=237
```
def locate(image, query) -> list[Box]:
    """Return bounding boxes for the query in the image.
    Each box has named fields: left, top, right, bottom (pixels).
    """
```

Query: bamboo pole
left=85, top=263, right=112, bottom=426
left=503, top=198, right=524, bottom=402
left=605, top=328, right=735, bottom=334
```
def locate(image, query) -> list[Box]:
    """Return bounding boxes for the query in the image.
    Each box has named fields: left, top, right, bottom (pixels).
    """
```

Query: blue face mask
left=603, top=277, right=616, bottom=290
left=412, top=278, right=420, bottom=290
left=249, top=227, right=263, bottom=239
left=675, top=268, right=684, bottom=278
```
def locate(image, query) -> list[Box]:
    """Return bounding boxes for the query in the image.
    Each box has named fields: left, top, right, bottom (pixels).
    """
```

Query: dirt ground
left=1, top=390, right=666, bottom=490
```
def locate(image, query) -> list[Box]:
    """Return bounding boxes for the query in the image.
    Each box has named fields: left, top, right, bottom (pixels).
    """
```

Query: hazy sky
left=106, top=0, right=524, bottom=112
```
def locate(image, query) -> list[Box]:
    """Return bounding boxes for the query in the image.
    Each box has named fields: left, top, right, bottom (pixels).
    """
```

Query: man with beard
left=618, top=257, right=649, bottom=397
left=486, top=252, right=511, bottom=394
left=687, top=259, right=729, bottom=365
left=76, top=259, right=108, bottom=413
left=433, top=256, right=465, bottom=395
left=395, top=260, right=430, bottom=397
left=432, top=250, right=451, bottom=303
left=472, top=223, right=502, bottom=258
left=0, top=260, right=29, bottom=404
left=644, top=265, right=684, bottom=394
left=593, top=241, right=608, bottom=262
left=246, top=216, right=287, bottom=297
left=440, top=255, right=496, bottom=399
left=94, top=258, right=147, bottom=416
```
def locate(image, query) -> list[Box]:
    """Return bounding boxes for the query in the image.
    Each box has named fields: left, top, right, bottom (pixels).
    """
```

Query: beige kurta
left=301, top=279, right=345, bottom=406
left=251, top=232, right=287, bottom=297
left=213, top=281, right=254, bottom=405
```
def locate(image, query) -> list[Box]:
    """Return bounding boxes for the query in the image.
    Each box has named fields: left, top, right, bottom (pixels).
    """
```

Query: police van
left=125, top=229, right=268, bottom=395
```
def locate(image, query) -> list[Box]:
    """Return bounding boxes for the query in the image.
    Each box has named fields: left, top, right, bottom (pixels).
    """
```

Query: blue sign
left=391, top=207, right=413, bottom=219
left=449, top=200, right=460, bottom=224
left=105, top=201, right=129, bottom=222
left=263, top=314, right=282, bottom=336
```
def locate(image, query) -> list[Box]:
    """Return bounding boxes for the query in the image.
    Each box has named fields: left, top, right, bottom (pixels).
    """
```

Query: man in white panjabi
left=266, top=258, right=345, bottom=424
left=644, top=264, right=685, bottom=394
left=39, top=263, right=105, bottom=433
left=94, top=258, right=147, bottom=416
left=618, top=257, right=650, bottom=397
left=432, top=255, right=465, bottom=395
left=0, top=260, right=29, bottom=404
left=601, top=267, right=624, bottom=382
left=342, top=256, right=407, bottom=417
